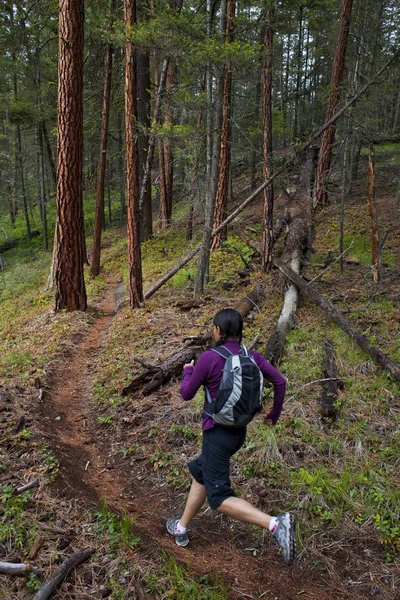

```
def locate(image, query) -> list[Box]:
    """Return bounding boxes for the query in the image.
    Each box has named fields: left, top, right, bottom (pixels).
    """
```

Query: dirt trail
left=39, top=278, right=355, bottom=600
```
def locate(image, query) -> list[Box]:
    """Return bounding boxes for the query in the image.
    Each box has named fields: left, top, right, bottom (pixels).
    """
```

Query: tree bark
left=55, top=0, right=87, bottom=312
left=125, top=0, right=143, bottom=308
left=274, top=258, right=400, bottom=380
left=261, top=2, right=275, bottom=271
left=91, top=38, right=114, bottom=278
left=313, top=0, right=353, bottom=207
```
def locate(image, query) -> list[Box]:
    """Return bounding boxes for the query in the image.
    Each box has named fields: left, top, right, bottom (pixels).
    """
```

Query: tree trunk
left=124, top=0, right=143, bottom=308
left=16, top=124, right=31, bottom=238
left=261, top=2, right=275, bottom=271
left=91, top=40, right=113, bottom=278
left=211, top=0, right=235, bottom=252
left=55, top=0, right=87, bottom=312
left=313, top=0, right=353, bottom=207
left=163, top=61, right=174, bottom=222
left=42, top=121, right=57, bottom=188
left=193, top=0, right=220, bottom=297
left=368, top=144, right=380, bottom=282
left=137, top=49, right=152, bottom=240
left=274, top=258, right=400, bottom=380
left=37, top=124, right=48, bottom=250
left=293, top=4, right=303, bottom=141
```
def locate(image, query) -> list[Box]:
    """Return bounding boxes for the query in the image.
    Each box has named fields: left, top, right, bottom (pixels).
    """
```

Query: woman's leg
left=217, top=496, right=271, bottom=528
left=179, top=479, right=207, bottom=528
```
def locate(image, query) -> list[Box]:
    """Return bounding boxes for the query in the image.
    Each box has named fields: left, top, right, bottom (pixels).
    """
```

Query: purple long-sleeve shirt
left=181, top=340, right=286, bottom=430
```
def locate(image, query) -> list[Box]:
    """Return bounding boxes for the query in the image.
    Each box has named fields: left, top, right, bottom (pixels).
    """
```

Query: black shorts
left=187, top=425, right=246, bottom=510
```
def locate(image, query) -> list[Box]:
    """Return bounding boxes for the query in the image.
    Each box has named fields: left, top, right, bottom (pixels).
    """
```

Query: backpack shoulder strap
left=210, top=346, right=232, bottom=360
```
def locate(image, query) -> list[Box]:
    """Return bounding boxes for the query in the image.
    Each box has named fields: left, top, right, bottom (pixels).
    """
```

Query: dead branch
left=33, top=547, right=94, bottom=600
left=274, top=258, right=400, bottom=381
left=0, top=561, right=43, bottom=577
left=15, top=479, right=39, bottom=494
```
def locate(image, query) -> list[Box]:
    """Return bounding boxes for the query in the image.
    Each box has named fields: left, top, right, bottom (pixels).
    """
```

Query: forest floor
left=1, top=153, right=400, bottom=599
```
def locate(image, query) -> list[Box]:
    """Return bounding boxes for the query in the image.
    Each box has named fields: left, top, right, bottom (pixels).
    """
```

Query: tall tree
left=313, top=0, right=353, bottom=207
left=55, top=0, right=87, bottom=311
left=90, top=3, right=115, bottom=278
left=210, top=0, right=235, bottom=251
left=124, top=0, right=143, bottom=308
left=261, top=2, right=275, bottom=271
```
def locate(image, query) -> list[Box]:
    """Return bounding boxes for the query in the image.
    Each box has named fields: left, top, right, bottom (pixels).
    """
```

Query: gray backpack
left=204, top=345, right=263, bottom=428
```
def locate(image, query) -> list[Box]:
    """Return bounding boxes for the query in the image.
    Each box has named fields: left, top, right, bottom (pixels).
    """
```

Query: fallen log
left=122, top=285, right=265, bottom=396
left=265, top=200, right=311, bottom=365
left=33, top=547, right=94, bottom=600
left=274, top=258, right=400, bottom=381
left=0, top=561, right=43, bottom=577
left=320, top=340, right=344, bottom=420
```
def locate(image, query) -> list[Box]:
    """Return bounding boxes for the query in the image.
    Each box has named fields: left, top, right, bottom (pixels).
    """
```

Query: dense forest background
left=0, top=1, right=400, bottom=599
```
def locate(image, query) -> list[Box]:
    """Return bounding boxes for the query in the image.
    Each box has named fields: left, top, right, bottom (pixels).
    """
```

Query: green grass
left=146, top=553, right=228, bottom=600
left=91, top=503, right=140, bottom=554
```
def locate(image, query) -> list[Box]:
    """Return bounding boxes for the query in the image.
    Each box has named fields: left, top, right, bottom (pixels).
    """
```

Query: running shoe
left=272, top=513, right=296, bottom=565
left=166, top=518, right=189, bottom=547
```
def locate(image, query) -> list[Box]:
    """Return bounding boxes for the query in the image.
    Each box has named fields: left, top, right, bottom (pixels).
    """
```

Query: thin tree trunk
left=137, top=49, right=152, bottom=240
left=124, top=0, right=143, bottom=307
left=261, top=2, right=275, bottom=271
left=55, top=0, right=86, bottom=311
left=38, top=125, right=48, bottom=250
left=293, top=4, right=303, bottom=140
left=313, top=0, right=353, bottom=207
left=91, top=38, right=113, bottom=278
left=16, top=125, right=31, bottom=238
left=368, top=144, right=380, bottom=282
left=211, top=0, right=234, bottom=251
left=42, top=121, right=56, bottom=188
left=163, top=61, right=174, bottom=222
left=139, top=56, right=169, bottom=211
left=339, top=133, right=349, bottom=272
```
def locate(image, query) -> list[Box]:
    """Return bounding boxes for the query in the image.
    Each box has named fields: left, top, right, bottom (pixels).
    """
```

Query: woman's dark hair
left=213, top=309, right=243, bottom=345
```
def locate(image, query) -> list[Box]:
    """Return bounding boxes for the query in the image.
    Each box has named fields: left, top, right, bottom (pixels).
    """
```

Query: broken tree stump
left=320, top=339, right=344, bottom=420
